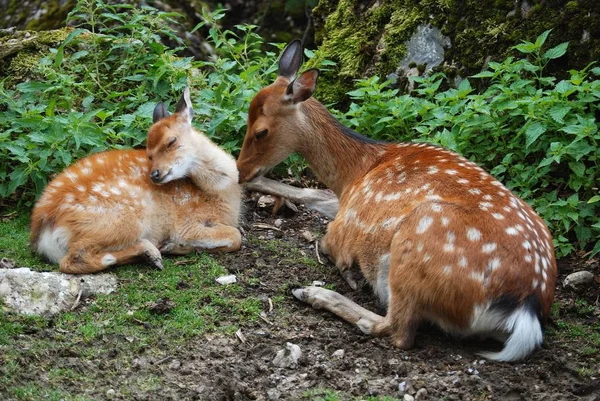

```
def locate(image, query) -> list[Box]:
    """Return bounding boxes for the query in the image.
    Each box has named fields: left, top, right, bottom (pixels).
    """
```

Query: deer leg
left=59, top=239, right=162, bottom=274
left=320, top=232, right=360, bottom=290
left=171, top=223, right=242, bottom=253
left=244, top=176, right=340, bottom=219
left=292, top=286, right=389, bottom=335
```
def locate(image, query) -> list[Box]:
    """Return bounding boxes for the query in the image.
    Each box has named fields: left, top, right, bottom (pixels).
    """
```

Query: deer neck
left=188, top=132, right=239, bottom=194
left=297, top=100, right=386, bottom=197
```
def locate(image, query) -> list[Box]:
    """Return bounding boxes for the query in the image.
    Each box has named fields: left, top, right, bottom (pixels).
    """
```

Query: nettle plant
left=333, top=30, right=600, bottom=258
left=0, top=1, right=286, bottom=203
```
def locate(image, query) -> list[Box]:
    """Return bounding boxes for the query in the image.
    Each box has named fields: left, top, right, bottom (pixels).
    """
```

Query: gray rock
left=415, top=388, right=428, bottom=400
left=0, top=267, right=117, bottom=316
left=563, top=271, right=594, bottom=288
left=404, top=395, right=415, bottom=401
left=267, top=388, right=281, bottom=400
left=399, top=24, right=451, bottom=72
left=332, top=349, right=345, bottom=359
left=272, top=342, right=302, bottom=368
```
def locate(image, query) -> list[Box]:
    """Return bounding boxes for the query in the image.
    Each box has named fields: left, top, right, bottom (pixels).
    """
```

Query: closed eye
left=167, top=137, right=177, bottom=148
left=255, top=129, right=268, bottom=139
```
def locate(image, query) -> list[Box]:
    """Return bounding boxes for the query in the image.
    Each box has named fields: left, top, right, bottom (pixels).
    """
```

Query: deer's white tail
left=478, top=300, right=543, bottom=362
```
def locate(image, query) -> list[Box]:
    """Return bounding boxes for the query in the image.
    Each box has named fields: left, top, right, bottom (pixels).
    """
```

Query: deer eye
left=167, top=137, right=177, bottom=148
left=255, top=129, right=268, bottom=139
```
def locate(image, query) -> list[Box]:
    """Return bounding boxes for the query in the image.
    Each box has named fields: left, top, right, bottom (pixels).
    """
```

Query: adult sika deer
left=31, top=88, right=242, bottom=274
left=237, top=40, right=557, bottom=361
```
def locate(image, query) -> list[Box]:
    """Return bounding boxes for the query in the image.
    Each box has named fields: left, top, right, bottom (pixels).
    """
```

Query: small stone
left=258, top=195, right=276, bottom=208
left=168, top=359, right=181, bottom=370
left=215, top=275, right=237, bottom=285
left=563, top=271, right=594, bottom=288
left=332, top=349, right=345, bottom=359
left=312, top=280, right=325, bottom=287
left=301, top=230, right=315, bottom=242
left=274, top=219, right=283, bottom=228
left=267, top=389, right=281, bottom=400
left=398, top=381, right=407, bottom=394
left=272, top=342, right=301, bottom=368
left=106, top=389, right=116, bottom=398
left=404, top=395, right=415, bottom=401
left=415, top=388, right=428, bottom=400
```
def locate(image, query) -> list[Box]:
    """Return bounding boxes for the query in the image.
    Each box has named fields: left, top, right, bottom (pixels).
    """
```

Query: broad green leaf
left=535, top=29, right=552, bottom=48
left=548, top=105, right=571, bottom=123
left=543, top=42, right=568, bottom=60
left=588, top=195, right=600, bottom=204
left=525, top=122, right=547, bottom=148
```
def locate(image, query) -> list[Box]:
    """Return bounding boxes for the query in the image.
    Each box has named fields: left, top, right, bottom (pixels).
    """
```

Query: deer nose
left=150, top=169, right=161, bottom=183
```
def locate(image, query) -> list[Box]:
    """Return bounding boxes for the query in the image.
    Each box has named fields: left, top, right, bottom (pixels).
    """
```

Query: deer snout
left=150, top=169, right=161, bottom=183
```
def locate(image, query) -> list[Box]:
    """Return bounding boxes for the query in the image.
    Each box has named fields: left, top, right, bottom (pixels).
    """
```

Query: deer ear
left=285, top=69, right=319, bottom=104
left=175, top=86, right=193, bottom=123
left=152, top=102, right=170, bottom=123
left=278, top=39, right=303, bottom=81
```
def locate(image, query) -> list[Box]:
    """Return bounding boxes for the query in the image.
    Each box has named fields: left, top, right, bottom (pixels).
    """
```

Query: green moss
left=312, top=0, right=600, bottom=106
left=0, top=28, right=74, bottom=87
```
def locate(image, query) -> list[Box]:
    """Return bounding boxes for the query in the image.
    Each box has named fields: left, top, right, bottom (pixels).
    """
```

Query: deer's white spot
left=467, top=228, right=482, bottom=241
left=506, top=227, right=519, bottom=236
left=482, top=243, right=497, bottom=254
left=416, top=216, right=433, bottom=234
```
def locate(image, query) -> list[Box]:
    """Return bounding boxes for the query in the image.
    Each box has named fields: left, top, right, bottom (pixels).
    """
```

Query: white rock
left=274, top=219, right=283, bottom=228
left=312, top=280, right=325, bottom=287
left=106, top=389, right=116, bottom=398
left=272, top=342, right=302, bottom=368
left=0, top=268, right=117, bottom=316
left=301, top=230, right=315, bottom=242
left=215, top=275, right=237, bottom=285
left=563, top=271, right=594, bottom=288
left=332, top=349, right=345, bottom=359
left=258, top=195, right=276, bottom=208
left=415, top=388, right=428, bottom=400
left=404, top=395, right=415, bottom=401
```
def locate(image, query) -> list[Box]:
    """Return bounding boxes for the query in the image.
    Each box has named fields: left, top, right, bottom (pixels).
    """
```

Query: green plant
left=0, top=0, right=326, bottom=204
left=332, top=30, right=600, bottom=257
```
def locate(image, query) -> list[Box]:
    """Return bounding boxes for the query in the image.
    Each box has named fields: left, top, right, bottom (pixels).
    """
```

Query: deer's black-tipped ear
left=278, top=39, right=303, bottom=81
left=285, top=69, right=319, bottom=104
left=175, top=86, right=193, bottom=123
left=152, top=102, right=170, bottom=123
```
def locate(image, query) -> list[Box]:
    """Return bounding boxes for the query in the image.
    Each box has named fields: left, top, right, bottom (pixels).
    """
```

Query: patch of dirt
left=71, top=192, right=597, bottom=401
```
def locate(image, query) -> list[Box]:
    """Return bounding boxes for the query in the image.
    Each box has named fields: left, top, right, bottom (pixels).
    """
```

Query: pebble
left=563, top=271, right=594, bottom=288
left=312, top=280, right=325, bottom=287
left=332, top=349, right=345, bottom=359
left=404, top=395, right=415, bottom=401
left=301, top=230, right=316, bottom=242
left=274, top=219, right=283, bottom=228
left=267, top=388, right=280, bottom=400
left=168, top=359, right=181, bottom=370
left=415, top=388, right=428, bottom=400
left=272, top=342, right=302, bottom=368
left=106, top=389, right=116, bottom=398
left=215, top=275, right=237, bottom=285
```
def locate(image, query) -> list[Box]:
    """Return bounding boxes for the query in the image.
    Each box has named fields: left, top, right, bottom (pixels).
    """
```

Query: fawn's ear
left=285, top=69, right=319, bottom=104
left=152, top=102, right=170, bottom=123
left=175, top=86, right=193, bottom=124
left=278, top=39, right=303, bottom=81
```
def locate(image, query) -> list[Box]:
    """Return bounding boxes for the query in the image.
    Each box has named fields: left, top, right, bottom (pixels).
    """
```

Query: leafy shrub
left=0, top=0, right=284, bottom=203
left=332, top=31, right=600, bottom=257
